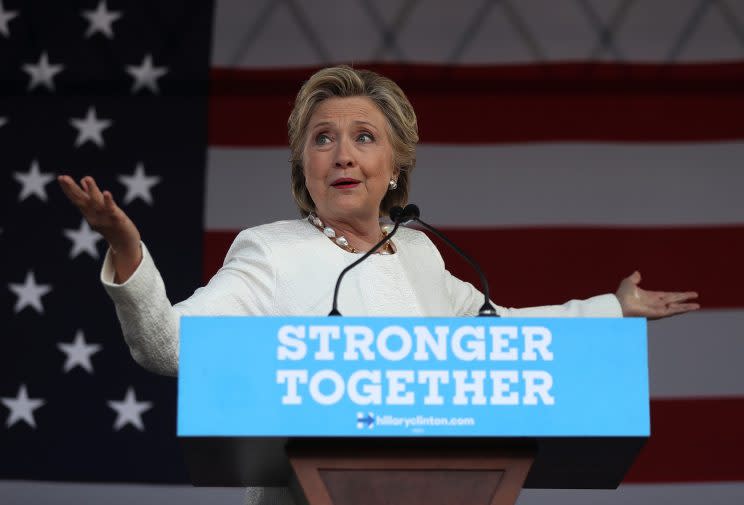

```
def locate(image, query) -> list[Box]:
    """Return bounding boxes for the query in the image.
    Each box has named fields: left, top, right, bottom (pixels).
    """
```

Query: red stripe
left=203, top=226, right=743, bottom=309
left=626, top=398, right=744, bottom=483
left=209, top=63, right=744, bottom=146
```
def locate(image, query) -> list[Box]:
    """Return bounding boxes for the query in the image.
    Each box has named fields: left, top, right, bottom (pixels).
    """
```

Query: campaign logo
left=356, top=411, right=375, bottom=429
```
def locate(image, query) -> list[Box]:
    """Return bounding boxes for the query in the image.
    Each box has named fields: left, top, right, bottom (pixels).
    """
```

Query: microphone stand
left=409, top=209, right=499, bottom=317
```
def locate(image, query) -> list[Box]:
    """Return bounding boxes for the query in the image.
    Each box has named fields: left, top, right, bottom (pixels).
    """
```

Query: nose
left=334, top=137, right=355, bottom=168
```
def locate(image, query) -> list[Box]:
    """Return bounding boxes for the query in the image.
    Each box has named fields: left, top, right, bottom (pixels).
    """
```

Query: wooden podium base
left=288, top=447, right=535, bottom=505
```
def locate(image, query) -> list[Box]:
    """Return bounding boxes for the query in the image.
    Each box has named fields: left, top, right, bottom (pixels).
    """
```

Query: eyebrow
left=309, top=120, right=380, bottom=131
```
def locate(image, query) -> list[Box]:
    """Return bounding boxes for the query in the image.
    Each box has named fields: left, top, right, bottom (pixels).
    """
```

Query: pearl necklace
left=308, top=214, right=395, bottom=254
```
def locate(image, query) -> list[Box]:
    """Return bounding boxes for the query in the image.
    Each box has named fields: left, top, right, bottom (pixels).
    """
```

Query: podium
left=178, top=317, right=649, bottom=505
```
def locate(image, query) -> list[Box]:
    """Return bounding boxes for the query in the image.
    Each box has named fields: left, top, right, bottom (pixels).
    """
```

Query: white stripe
left=206, top=143, right=744, bottom=229
left=3, top=481, right=744, bottom=503
left=0, top=481, right=244, bottom=504
left=206, top=147, right=298, bottom=229
left=518, top=482, right=744, bottom=505
left=648, top=310, right=744, bottom=398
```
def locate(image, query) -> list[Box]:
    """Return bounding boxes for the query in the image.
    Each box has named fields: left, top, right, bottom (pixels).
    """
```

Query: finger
left=665, top=303, right=701, bottom=315
left=659, top=291, right=699, bottom=303
left=83, top=176, right=105, bottom=207
left=628, top=270, right=641, bottom=285
left=102, top=191, right=118, bottom=213
left=57, top=175, right=90, bottom=207
left=639, top=289, right=698, bottom=302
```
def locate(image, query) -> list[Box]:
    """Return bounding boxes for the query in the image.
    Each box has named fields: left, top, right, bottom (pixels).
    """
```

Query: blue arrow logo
left=356, top=411, right=375, bottom=429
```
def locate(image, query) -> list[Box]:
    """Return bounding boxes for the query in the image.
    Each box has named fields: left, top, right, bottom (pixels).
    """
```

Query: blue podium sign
left=178, top=317, right=648, bottom=438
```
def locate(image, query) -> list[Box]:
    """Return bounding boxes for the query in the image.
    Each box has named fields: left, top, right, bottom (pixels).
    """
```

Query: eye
left=315, top=133, right=332, bottom=145
left=357, top=132, right=375, bottom=143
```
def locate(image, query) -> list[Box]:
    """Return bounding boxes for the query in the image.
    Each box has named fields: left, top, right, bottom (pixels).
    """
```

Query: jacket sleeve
left=100, top=230, right=276, bottom=376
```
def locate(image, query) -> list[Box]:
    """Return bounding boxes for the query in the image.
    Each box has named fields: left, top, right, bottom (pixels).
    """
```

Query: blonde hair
left=288, top=66, right=419, bottom=216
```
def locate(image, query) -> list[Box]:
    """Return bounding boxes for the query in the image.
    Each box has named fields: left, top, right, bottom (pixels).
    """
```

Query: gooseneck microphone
left=404, top=204, right=499, bottom=317
left=328, top=206, right=407, bottom=316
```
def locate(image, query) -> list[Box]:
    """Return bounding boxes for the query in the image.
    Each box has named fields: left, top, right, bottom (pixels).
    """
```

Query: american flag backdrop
left=3, top=1, right=744, bottom=504
left=2, top=0, right=213, bottom=488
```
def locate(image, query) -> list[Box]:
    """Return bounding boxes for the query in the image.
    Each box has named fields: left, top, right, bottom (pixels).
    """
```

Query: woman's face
left=302, top=96, right=396, bottom=223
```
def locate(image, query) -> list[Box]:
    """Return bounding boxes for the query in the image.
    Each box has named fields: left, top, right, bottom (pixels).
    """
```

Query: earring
left=389, top=179, right=398, bottom=190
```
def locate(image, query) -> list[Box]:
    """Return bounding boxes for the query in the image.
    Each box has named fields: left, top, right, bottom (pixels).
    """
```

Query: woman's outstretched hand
left=615, top=271, right=700, bottom=320
left=58, top=175, right=142, bottom=282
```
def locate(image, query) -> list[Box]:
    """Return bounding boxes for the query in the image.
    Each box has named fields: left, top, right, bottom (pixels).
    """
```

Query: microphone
left=406, top=204, right=499, bottom=317
left=393, top=203, right=420, bottom=223
left=400, top=203, right=420, bottom=222
left=328, top=206, right=406, bottom=316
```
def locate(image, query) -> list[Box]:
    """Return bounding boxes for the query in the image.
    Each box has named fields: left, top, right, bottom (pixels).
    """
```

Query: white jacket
left=102, top=219, right=621, bottom=377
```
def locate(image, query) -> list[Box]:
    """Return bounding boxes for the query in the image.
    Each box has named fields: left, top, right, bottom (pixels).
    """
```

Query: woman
left=58, top=65, right=698, bottom=378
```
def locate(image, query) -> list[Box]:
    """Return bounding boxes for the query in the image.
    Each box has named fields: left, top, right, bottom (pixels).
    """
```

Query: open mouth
left=331, top=178, right=361, bottom=188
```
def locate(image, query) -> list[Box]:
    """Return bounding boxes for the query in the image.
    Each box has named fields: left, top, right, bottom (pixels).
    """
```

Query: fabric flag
left=1, top=0, right=213, bottom=483
left=204, top=1, right=744, bottom=503
left=206, top=64, right=744, bottom=490
left=3, top=0, right=744, bottom=504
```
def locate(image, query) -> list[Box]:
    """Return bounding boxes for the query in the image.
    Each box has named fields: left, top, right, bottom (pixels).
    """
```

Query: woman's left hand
left=615, top=271, right=700, bottom=319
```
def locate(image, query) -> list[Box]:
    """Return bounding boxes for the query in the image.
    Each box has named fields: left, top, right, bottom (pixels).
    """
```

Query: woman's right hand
left=58, top=175, right=142, bottom=282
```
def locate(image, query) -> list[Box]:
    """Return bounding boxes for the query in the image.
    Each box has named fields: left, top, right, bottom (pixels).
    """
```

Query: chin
left=329, top=203, right=377, bottom=220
